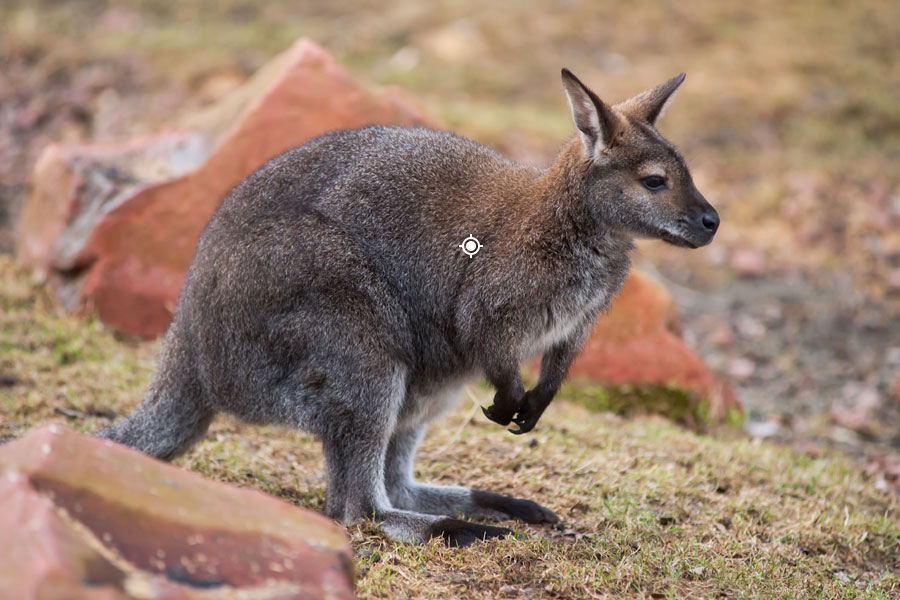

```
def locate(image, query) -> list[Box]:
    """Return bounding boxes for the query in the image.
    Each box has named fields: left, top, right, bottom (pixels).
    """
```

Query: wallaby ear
left=561, top=68, right=624, bottom=158
left=616, top=72, right=686, bottom=126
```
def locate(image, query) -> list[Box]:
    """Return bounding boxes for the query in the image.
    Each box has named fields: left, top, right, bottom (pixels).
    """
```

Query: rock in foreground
left=0, top=425, right=354, bottom=599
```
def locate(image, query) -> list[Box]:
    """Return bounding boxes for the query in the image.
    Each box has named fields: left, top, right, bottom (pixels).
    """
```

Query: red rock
left=0, top=425, right=354, bottom=599
left=18, top=38, right=430, bottom=337
left=563, top=271, right=741, bottom=421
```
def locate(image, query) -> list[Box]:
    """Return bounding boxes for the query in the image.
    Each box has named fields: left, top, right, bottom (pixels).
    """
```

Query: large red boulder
left=564, top=270, right=740, bottom=420
left=0, top=425, right=355, bottom=599
left=18, top=38, right=430, bottom=337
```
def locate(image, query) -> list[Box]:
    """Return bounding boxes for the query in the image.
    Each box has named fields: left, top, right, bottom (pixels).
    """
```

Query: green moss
left=557, top=380, right=745, bottom=430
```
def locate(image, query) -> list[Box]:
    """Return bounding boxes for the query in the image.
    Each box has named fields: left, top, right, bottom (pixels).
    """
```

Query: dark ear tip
left=676, top=72, right=687, bottom=83
left=561, top=67, right=574, bottom=80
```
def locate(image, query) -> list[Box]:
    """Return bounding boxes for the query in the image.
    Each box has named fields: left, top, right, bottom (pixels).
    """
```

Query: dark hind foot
left=429, top=518, right=515, bottom=547
left=471, top=490, right=559, bottom=524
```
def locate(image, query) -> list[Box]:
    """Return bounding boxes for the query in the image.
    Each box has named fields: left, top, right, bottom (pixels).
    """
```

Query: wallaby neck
left=526, top=137, right=633, bottom=256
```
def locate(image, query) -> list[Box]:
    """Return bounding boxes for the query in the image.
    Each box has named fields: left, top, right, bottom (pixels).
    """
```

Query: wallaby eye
left=641, top=175, right=667, bottom=191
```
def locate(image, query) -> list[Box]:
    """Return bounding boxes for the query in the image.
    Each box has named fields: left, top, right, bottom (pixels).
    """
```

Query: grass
left=1, top=254, right=897, bottom=598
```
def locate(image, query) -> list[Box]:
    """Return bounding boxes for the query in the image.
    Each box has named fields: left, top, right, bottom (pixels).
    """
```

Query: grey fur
left=98, top=70, right=718, bottom=546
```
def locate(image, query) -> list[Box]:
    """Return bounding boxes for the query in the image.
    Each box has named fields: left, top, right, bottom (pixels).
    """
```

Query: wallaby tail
left=97, top=321, right=215, bottom=461
left=97, top=387, right=215, bottom=461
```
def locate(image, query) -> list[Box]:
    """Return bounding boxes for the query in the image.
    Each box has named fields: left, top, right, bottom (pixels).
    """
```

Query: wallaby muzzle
left=690, top=189, right=719, bottom=247
left=675, top=187, right=719, bottom=248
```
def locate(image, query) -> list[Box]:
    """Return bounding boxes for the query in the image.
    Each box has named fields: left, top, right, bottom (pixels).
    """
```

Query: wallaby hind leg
left=321, top=366, right=513, bottom=546
left=385, top=425, right=558, bottom=524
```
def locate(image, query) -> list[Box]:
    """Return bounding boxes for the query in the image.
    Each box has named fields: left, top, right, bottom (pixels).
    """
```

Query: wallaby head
left=560, top=68, right=719, bottom=248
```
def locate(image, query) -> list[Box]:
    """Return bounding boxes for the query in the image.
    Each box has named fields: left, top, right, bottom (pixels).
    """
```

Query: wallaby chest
left=515, top=237, right=632, bottom=361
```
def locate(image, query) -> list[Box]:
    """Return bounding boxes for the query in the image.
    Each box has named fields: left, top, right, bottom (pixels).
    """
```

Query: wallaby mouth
left=661, top=207, right=719, bottom=248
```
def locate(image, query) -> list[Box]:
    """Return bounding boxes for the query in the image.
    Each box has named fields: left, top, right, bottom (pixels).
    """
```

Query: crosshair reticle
left=459, top=235, right=483, bottom=258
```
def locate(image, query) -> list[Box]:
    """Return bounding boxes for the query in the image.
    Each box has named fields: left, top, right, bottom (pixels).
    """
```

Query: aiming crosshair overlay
left=459, top=235, right=483, bottom=258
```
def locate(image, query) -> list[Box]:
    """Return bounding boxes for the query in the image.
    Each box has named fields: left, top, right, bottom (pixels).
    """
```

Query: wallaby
left=98, top=69, right=719, bottom=546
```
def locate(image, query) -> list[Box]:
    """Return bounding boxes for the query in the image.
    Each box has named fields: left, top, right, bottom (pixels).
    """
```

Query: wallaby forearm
left=481, top=320, right=589, bottom=432
left=509, top=330, right=589, bottom=434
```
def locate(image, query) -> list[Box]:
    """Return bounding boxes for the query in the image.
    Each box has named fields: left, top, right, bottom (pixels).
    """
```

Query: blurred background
left=1, top=1, right=898, bottom=475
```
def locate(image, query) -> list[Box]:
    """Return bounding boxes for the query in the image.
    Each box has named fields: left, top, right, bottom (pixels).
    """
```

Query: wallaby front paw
left=509, top=410, right=540, bottom=435
left=508, top=389, right=552, bottom=435
left=482, top=403, right=515, bottom=426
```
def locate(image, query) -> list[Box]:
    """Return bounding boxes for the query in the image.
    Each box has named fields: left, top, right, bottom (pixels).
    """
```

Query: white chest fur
left=518, top=286, right=610, bottom=361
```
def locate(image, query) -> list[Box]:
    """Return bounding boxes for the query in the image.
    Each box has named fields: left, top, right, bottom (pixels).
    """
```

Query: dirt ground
left=1, top=0, right=899, bottom=497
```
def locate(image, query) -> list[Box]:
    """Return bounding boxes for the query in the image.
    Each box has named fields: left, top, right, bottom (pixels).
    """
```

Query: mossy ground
left=2, top=255, right=897, bottom=598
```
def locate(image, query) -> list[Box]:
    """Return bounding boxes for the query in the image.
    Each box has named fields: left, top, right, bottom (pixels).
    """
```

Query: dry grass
left=2, top=255, right=897, bottom=598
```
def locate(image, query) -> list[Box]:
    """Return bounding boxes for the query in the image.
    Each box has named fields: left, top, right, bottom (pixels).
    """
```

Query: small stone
left=729, top=247, right=767, bottom=277
left=745, top=419, right=780, bottom=438
left=735, top=315, right=766, bottom=339
left=887, top=269, right=900, bottom=290
left=708, top=322, right=734, bottom=347
left=727, top=357, right=756, bottom=381
left=890, top=378, right=900, bottom=403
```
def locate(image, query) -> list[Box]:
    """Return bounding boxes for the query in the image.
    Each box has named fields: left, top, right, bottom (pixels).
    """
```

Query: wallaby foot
left=470, top=490, right=559, bottom=523
left=393, top=483, right=559, bottom=523
left=385, top=426, right=559, bottom=524
left=427, top=518, right=515, bottom=547
left=322, top=377, right=525, bottom=546
left=375, top=509, right=515, bottom=547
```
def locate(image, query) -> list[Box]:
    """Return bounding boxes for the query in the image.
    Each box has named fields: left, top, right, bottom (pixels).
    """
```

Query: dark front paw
left=482, top=403, right=515, bottom=426
left=482, top=388, right=522, bottom=426
left=509, top=411, right=540, bottom=435
left=509, top=389, right=553, bottom=435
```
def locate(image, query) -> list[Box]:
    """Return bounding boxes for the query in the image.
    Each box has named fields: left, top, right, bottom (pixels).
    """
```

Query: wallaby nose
left=701, top=210, right=719, bottom=234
